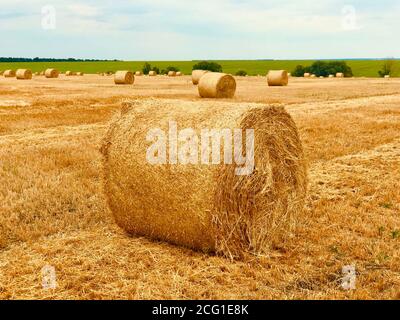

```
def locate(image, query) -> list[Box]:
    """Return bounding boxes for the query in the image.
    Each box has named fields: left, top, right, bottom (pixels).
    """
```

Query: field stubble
left=0, top=75, right=399, bottom=299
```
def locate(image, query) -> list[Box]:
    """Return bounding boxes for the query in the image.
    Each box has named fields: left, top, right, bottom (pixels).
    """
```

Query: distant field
left=0, top=60, right=399, bottom=77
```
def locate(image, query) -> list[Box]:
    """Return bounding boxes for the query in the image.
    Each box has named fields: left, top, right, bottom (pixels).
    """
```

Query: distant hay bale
left=101, top=98, right=308, bottom=258
left=149, top=71, right=157, bottom=76
left=34, top=72, right=39, bottom=76
left=192, top=70, right=210, bottom=85
left=310, top=74, right=316, bottom=78
left=176, top=71, right=182, bottom=76
left=336, top=73, right=344, bottom=78
left=45, top=68, right=59, bottom=78
left=135, top=71, right=143, bottom=76
left=267, top=70, right=289, bottom=86
left=4, top=70, right=16, bottom=78
left=328, top=74, right=334, bottom=78
left=319, top=76, right=324, bottom=79
left=304, top=73, right=310, bottom=78
left=77, top=72, right=84, bottom=76
left=168, top=71, right=176, bottom=77
left=384, top=75, right=390, bottom=79
left=114, top=71, right=134, bottom=85
left=16, top=69, right=32, bottom=80
left=198, top=72, right=236, bottom=98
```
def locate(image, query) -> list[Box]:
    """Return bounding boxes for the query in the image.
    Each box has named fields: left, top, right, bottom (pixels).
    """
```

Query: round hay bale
left=192, top=70, right=210, bottom=85
left=114, top=71, right=134, bottom=85
left=77, top=72, right=84, bottom=76
left=198, top=72, right=236, bottom=99
left=135, top=71, right=143, bottom=76
left=384, top=75, right=390, bottom=79
left=101, top=98, right=308, bottom=258
left=34, top=72, right=40, bottom=76
left=45, top=68, right=59, bottom=78
left=16, top=69, right=32, bottom=80
left=310, top=74, right=316, bottom=78
left=176, top=71, right=182, bottom=76
left=168, top=71, right=176, bottom=77
left=267, top=70, right=289, bottom=86
left=66, top=71, right=75, bottom=76
left=303, top=73, right=310, bottom=78
left=4, top=70, right=16, bottom=78
left=328, top=74, right=334, bottom=78
left=336, top=72, right=344, bottom=78
left=149, top=71, right=157, bottom=76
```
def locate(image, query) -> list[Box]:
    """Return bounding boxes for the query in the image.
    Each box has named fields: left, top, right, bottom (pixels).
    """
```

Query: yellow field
left=0, top=74, right=399, bottom=299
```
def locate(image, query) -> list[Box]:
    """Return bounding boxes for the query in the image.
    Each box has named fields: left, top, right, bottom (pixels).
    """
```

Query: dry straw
left=198, top=72, right=236, bottom=98
left=192, top=70, right=209, bottom=85
left=16, top=69, right=32, bottom=80
left=267, top=70, right=289, bottom=86
left=168, top=71, right=176, bottom=77
left=101, top=98, right=308, bottom=259
left=45, top=68, right=60, bottom=78
left=114, top=71, right=134, bottom=85
left=149, top=71, right=157, bottom=76
left=4, top=70, right=16, bottom=77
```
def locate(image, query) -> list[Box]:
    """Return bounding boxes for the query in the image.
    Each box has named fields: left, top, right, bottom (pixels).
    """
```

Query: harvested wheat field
left=0, top=74, right=399, bottom=300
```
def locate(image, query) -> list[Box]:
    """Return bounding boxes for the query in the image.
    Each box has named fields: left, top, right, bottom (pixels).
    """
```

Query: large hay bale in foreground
left=101, top=99, right=308, bottom=258
left=198, top=72, right=236, bottom=98
left=192, top=70, right=209, bottom=85
left=149, top=71, right=157, bottom=76
left=16, top=69, right=32, bottom=80
left=45, top=68, right=59, bottom=78
left=336, top=72, right=344, bottom=78
left=267, top=70, right=289, bottom=86
left=4, top=70, right=16, bottom=77
left=114, top=71, right=134, bottom=85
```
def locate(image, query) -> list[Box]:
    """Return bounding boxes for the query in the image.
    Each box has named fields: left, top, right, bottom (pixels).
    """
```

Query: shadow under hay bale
left=101, top=98, right=308, bottom=259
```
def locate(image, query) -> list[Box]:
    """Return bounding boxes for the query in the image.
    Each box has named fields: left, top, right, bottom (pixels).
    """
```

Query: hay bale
left=303, top=73, right=310, bottom=78
left=77, top=72, right=84, bottom=76
left=198, top=72, right=236, bottom=99
left=45, top=68, right=59, bottom=78
left=328, top=74, right=334, bottom=78
left=16, top=69, right=32, bottom=80
left=267, top=70, right=289, bottom=86
left=4, top=70, right=16, bottom=78
left=176, top=71, right=182, bottom=76
left=114, top=71, right=134, bottom=85
left=192, top=70, right=210, bottom=85
left=34, top=72, right=40, bottom=76
left=135, top=71, right=143, bottom=76
left=101, top=98, right=308, bottom=258
left=66, top=71, right=75, bottom=76
left=168, top=71, right=176, bottom=77
left=149, top=71, right=157, bottom=76
left=310, top=74, right=316, bottom=78
left=384, top=75, right=390, bottom=79
left=336, top=72, right=344, bottom=78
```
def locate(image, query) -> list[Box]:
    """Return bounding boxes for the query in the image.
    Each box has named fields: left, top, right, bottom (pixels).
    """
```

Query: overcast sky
left=0, top=0, right=398, bottom=60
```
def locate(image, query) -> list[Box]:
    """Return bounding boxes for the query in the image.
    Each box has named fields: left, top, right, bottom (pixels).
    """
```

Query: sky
left=0, top=0, right=398, bottom=60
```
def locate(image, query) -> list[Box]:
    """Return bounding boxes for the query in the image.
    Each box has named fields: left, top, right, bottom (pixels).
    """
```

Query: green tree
left=235, top=70, right=247, bottom=76
left=378, top=59, right=396, bottom=77
left=192, top=61, right=222, bottom=72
